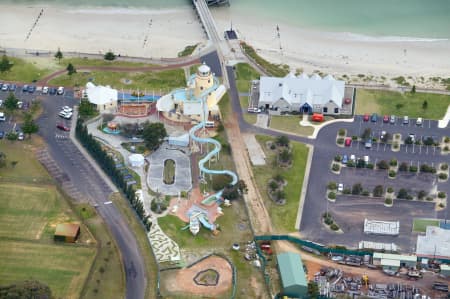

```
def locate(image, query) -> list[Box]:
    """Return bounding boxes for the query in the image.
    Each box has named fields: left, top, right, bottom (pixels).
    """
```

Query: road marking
left=433, top=146, right=436, bottom=155
left=412, top=144, right=415, bottom=153
left=405, top=145, right=408, bottom=153
left=426, top=146, right=429, bottom=154
left=384, top=144, right=387, bottom=152
left=419, top=145, right=422, bottom=154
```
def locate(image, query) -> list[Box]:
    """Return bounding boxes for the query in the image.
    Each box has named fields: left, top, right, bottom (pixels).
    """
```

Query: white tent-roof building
left=258, top=73, right=345, bottom=115
left=128, top=154, right=145, bottom=168
left=85, top=82, right=118, bottom=112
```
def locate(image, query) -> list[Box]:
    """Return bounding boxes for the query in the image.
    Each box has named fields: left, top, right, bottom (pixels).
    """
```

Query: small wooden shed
left=54, top=223, right=80, bottom=243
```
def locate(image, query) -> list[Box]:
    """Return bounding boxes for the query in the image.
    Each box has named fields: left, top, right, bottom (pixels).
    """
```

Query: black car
left=9, top=84, right=16, bottom=91
left=27, top=85, right=36, bottom=93
left=22, top=85, right=29, bottom=92
left=49, top=87, right=57, bottom=95
left=0, top=131, right=4, bottom=139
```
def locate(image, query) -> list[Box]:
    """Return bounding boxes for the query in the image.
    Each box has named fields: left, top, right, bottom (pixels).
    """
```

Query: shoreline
left=0, top=4, right=449, bottom=86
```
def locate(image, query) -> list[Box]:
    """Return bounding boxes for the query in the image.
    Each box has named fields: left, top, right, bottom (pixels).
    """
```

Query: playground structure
left=102, top=121, right=121, bottom=135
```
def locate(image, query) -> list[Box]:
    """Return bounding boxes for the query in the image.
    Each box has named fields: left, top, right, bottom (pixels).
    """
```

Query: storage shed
left=277, top=252, right=308, bottom=298
left=54, top=223, right=80, bottom=243
left=373, top=253, right=417, bottom=268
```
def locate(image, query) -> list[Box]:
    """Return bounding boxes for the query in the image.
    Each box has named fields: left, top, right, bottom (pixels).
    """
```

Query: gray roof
left=259, top=73, right=344, bottom=107
left=416, top=226, right=450, bottom=258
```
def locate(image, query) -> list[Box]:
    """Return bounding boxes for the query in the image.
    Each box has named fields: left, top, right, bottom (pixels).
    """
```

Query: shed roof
left=373, top=252, right=417, bottom=262
left=381, top=259, right=401, bottom=267
left=277, top=252, right=307, bottom=288
left=55, top=223, right=80, bottom=237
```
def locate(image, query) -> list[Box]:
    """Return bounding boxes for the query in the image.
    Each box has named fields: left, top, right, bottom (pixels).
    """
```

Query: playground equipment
left=184, top=210, right=217, bottom=235
left=102, top=121, right=121, bottom=135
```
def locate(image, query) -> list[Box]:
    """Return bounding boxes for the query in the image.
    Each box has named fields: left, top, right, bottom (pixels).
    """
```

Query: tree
left=276, top=135, right=289, bottom=147
left=361, top=128, right=372, bottom=140
left=10, top=161, right=18, bottom=168
left=279, top=148, right=292, bottom=163
left=397, top=188, right=409, bottom=199
left=0, top=55, right=12, bottom=72
left=411, top=85, right=416, bottom=94
left=22, top=113, right=39, bottom=137
left=422, top=100, right=428, bottom=110
left=352, top=183, right=363, bottom=195
left=373, top=185, right=384, bottom=197
left=308, top=281, right=319, bottom=298
left=377, top=160, right=389, bottom=170
left=54, top=48, right=63, bottom=63
left=0, top=280, right=53, bottom=299
left=4, top=92, right=18, bottom=112
left=417, top=190, right=427, bottom=200
left=66, top=63, right=76, bottom=75
left=399, top=162, right=409, bottom=172
left=104, top=51, right=116, bottom=61
left=142, top=122, right=167, bottom=150
left=78, top=98, right=96, bottom=118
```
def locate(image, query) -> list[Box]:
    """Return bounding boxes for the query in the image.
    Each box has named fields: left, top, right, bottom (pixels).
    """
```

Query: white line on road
left=104, top=201, right=113, bottom=205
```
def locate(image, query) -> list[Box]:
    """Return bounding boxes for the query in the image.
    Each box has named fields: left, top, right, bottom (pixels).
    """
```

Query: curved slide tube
left=189, top=122, right=238, bottom=205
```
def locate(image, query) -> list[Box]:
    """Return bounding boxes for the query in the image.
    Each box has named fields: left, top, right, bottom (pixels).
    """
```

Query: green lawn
left=269, top=115, right=314, bottom=136
left=253, top=135, right=309, bottom=233
left=0, top=56, right=53, bottom=82
left=235, top=63, right=260, bottom=93
left=239, top=96, right=257, bottom=124
left=48, top=68, right=186, bottom=91
left=60, top=57, right=155, bottom=68
left=163, top=159, right=175, bottom=184
left=412, top=218, right=440, bottom=232
left=177, top=44, right=198, bottom=57
left=356, top=89, right=450, bottom=119
left=0, top=241, right=95, bottom=299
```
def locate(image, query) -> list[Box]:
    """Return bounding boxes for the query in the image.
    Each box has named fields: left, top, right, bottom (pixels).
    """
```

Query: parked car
left=27, top=85, right=36, bottom=93
left=57, top=86, right=64, bottom=95
left=42, top=86, right=49, bottom=94
left=371, top=113, right=378, bottom=122
left=344, top=137, right=352, bottom=147
left=49, top=87, right=57, bottom=95
left=409, top=133, right=416, bottom=143
left=338, top=183, right=344, bottom=192
left=331, top=255, right=344, bottom=262
left=61, top=106, right=73, bottom=113
left=364, top=156, right=370, bottom=163
left=0, top=131, right=4, bottom=139
left=383, top=115, right=389, bottom=123
left=22, top=85, right=29, bottom=92
left=365, top=139, right=372, bottom=149
left=342, top=154, right=348, bottom=164
left=0, top=112, right=5, bottom=121
left=17, top=132, right=24, bottom=141
left=390, top=115, right=396, bottom=124
left=403, top=115, right=409, bottom=124
left=17, top=101, right=24, bottom=109
left=9, top=84, right=16, bottom=91
left=363, top=114, right=369, bottom=122
left=380, top=130, right=387, bottom=140
left=56, top=123, right=70, bottom=131
left=416, top=117, right=423, bottom=126
left=58, top=111, right=72, bottom=119
left=2, top=84, right=9, bottom=91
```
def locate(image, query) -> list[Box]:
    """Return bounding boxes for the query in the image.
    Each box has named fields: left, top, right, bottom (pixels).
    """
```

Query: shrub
left=393, top=143, right=399, bottom=150
left=269, top=181, right=278, bottom=191
left=439, top=203, right=445, bottom=208
left=445, top=136, right=450, bottom=143
left=334, top=155, right=342, bottom=162
left=322, top=212, right=331, bottom=219
left=387, top=187, right=394, bottom=193
left=330, top=223, right=339, bottom=231
left=440, top=163, right=448, bottom=171
left=328, top=192, right=336, bottom=200
left=327, top=181, right=337, bottom=190
left=420, top=164, right=435, bottom=173
left=377, top=160, right=389, bottom=170
left=409, top=165, right=418, bottom=173
left=373, top=185, right=384, bottom=197
left=362, top=190, right=370, bottom=196
left=444, top=146, right=449, bottom=152
left=343, top=188, right=351, bottom=195
left=385, top=198, right=393, bottom=205
left=336, top=138, right=344, bottom=145
left=438, top=192, right=446, bottom=199
left=276, top=135, right=290, bottom=147
left=352, top=183, right=363, bottom=195
left=439, top=173, right=448, bottom=180
left=397, top=188, right=408, bottom=199
left=270, top=143, right=276, bottom=150
left=366, top=163, right=374, bottom=169
left=352, top=135, right=358, bottom=141
left=388, top=170, right=396, bottom=178
left=338, top=129, right=346, bottom=136
left=399, top=162, right=408, bottom=172
left=104, top=51, right=116, bottom=60
left=273, top=174, right=284, bottom=182
left=346, top=161, right=355, bottom=168
left=389, top=159, right=398, bottom=167
left=332, top=163, right=340, bottom=172
left=212, top=174, right=233, bottom=191
left=324, top=217, right=333, bottom=225
left=417, top=190, right=427, bottom=200
left=426, top=196, right=434, bottom=201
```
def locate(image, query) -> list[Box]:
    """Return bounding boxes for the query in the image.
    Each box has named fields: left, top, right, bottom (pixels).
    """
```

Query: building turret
left=194, top=64, right=214, bottom=99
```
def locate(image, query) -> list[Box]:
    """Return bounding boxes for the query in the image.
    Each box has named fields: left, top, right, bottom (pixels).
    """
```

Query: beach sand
left=1, top=4, right=449, bottom=82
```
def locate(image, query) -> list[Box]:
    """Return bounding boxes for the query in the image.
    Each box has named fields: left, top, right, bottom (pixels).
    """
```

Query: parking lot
left=300, top=114, right=450, bottom=251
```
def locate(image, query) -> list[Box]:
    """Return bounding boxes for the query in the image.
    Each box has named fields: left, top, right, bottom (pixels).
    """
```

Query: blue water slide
left=198, top=214, right=216, bottom=230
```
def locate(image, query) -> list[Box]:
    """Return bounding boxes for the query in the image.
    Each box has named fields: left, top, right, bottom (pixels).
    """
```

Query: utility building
left=54, top=223, right=80, bottom=243
left=277, top=252, right=308, bottom=298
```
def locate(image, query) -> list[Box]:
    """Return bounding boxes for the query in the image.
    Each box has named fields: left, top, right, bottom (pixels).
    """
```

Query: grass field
left=235, top=63, right=260, bottom=93
left=412, top=218, right=440, bottom=232
left=60, top=57, right=155, bottom=68
left=177, top=44, right=198, bottom=57
left=240, top=42, right=289, bottom=77
left=356, top=89, right=450, bottom=119
left=253, top=135, right=309, bottom=233
left=269, top=115, right=314, bottom=136
left=48, top=68, right=186, bottom=91
left=0, top=56, right=53, bottom=83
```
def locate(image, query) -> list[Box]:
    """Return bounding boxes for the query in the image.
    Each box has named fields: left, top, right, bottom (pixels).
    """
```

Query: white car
left=416, top=117, right=423, bottom=126
left=58, top=111, right=72, bottom=119
left=0, top=112, right=5, bottom=121
left=42, top=86, right=49, bottom=94
left=2, top=84, right=9, bottom=91
left=338, top=183, right=344, bottom=192
left=57, top=86, right=64, bottom=95
left=247, top=107, right=261, bottom=113
left=62, top=106, right=73, bottom=113
left=17, top=101, right=23, bottom=109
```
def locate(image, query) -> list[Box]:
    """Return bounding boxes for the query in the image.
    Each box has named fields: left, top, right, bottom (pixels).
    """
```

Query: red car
left=363, top=114, right=370, bottom=122
left=56, top=123, right=70, bottom=131
left=383, top=115, right=389, bottom=123
left=345, top=137, right=352, bottom=147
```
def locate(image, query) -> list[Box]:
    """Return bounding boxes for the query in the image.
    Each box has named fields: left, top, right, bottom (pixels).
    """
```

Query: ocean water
left=3, top=0, right=450, bottom=39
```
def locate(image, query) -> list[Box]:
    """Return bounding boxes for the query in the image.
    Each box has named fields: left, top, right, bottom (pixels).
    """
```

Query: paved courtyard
left=147, top=145, right=192, bottom=195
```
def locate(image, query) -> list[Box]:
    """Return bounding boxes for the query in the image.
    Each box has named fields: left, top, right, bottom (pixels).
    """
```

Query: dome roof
left=198, top=64, right=211, bottom=74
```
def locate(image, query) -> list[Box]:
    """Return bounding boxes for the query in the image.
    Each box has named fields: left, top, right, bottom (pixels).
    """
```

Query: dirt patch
left=161, top=255, right=232, bottom=297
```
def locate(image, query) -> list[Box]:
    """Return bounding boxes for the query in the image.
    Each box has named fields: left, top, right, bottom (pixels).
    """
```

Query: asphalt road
left=226, top=67, right=450, bottom=251
left=0, top=88, right=147, bottom=299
